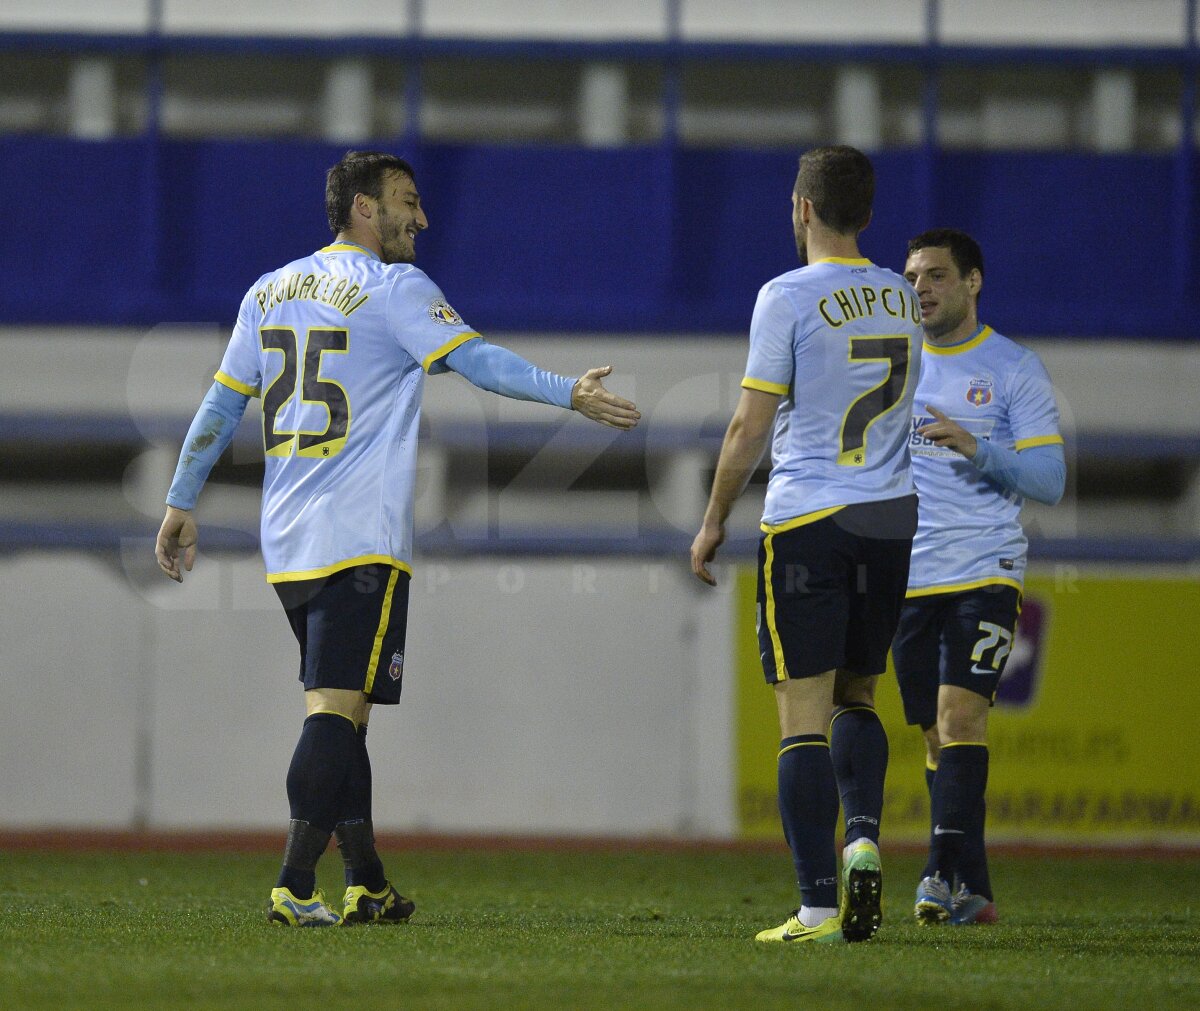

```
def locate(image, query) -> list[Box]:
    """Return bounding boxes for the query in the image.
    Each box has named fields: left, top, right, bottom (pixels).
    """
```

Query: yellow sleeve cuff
left=422, top=331, right=481, bottom=373
left=214, top=371, right=260, bottom=397
left=1014, top=434, right=1064, bottom=451
left=741, top=376, right=789, bottom=396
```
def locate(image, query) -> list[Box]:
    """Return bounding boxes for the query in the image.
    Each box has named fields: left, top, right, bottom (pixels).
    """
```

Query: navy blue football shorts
left=756, top=495, right=917, bottom=683
left=274, top=563, right=411, bottom=705
left=891, top=584, right=1022, bottom=729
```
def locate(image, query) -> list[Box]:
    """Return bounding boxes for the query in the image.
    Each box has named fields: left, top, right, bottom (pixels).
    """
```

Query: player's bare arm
left=571, top=365, right=640, bottom=430
left=155, top=505, right=199, bottom=583
left=690, top=387, right=779, bottom=586
left=917, top=405, right=977, bottom=458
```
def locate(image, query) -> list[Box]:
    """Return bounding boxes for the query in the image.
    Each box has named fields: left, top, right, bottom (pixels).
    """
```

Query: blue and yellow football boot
left=267, top=887, right=342, bottom=927
left=914, top=874, right=953, bottom=925
left=342, top=882, right=416, bottom=924
left=755, top=911, right=844, bottom=943
left=839, top=838, right=883, bottom=942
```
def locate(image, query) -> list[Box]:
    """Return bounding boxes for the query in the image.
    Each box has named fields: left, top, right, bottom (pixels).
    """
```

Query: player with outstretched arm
left=895, top=229, right=1065, bottom=925
left=691, top=146, right=923, bottom=943
left=155, top=151, right=639, bottom=927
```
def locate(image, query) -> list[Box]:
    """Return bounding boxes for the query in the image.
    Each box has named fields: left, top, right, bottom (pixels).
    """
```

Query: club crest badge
left=966, top=378, right=993, bottom=407
left=428, top=299, right=464, bottom=325
left=388, top=650, right=405, bottom=681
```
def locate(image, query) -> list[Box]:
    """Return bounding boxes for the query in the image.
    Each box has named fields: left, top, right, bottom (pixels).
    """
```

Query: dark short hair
left=907, top=228, right=985, bottom=282
left=325, top=151, right=416, bottom=234
left=794, top=146, right=874, bottom=234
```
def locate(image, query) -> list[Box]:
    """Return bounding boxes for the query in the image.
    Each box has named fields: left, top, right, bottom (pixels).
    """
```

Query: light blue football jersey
left=214, top=242, right=479, bottom=582
left=907, top=325, right=1063, bottom=595
left=741, top=257, right=924, bottom=529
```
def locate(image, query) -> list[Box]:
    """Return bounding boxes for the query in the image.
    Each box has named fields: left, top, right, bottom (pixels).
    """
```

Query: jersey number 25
left=260, top=326, right=351, bottom=459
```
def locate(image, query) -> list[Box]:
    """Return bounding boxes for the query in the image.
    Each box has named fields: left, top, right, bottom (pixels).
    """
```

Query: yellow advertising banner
left=736, top=566, right=1200, bottom=845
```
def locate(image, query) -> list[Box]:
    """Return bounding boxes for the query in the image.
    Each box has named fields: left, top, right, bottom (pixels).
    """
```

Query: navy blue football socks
left=335, top=820, right=387, bottom=893
left=958, top=796, right=994, bottom=900
left=924, top=752, right=992, bottom=896
left=286, top=712, right=360, bottom=832
left=830, top=705, right=888, bottom=846
left=339, top=724, right=373, bottom=823
left=777, top=735, right=840, bottom=909
left=335, top=725, right=388, bottom=893
left=923, top=760, right=938, bottom=879
left=276, top=711, right=360, bottom=896
left=276, top=818, right=331, bottom=898
left=929, top=743, right=989, bottom=884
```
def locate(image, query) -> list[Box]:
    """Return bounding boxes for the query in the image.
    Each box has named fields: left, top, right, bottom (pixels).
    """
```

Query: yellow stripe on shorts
left=363, top=568, right=400, bottom=696
left=763, top=532, right=790, bottom=681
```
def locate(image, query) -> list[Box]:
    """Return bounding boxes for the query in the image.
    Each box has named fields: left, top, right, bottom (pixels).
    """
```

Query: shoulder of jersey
left=994, top=329, right=1040, bottom=360
left=256, top=253, right=324, bottom=283
left=379, top=262, right=429, bottom=283
left=761, top=263, right=821, bottom=293
left=772, top=260, right=901, bottom=282
left=870, top=263, right=910, bottom=285
left=1008, top=335, right=1054, bottom=377
left=980, top=326, right=1026, bottom=360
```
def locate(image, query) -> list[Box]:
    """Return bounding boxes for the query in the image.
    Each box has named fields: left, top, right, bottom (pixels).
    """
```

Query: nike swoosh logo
left=970, top=664, right=994, bottom=674
left=933, top=826, right=964, bottom=836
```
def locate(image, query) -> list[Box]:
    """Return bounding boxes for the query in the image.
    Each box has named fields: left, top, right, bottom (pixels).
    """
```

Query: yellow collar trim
left=812, top=256, right=872, bottom=266
left=924, top=325, right=993, bottom=356
left=319, top=243, right=377, bottom=257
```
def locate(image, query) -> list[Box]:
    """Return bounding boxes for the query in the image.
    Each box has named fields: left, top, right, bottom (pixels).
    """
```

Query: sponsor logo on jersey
left=966, top=378, right=993, bottom=407
left=910, top=415, right=995, bottom=457
left=428, top=299, right=464, bottom=325
left=388, top=650, right=405, bottom=681
left=909, top=416, right=954, bottom=456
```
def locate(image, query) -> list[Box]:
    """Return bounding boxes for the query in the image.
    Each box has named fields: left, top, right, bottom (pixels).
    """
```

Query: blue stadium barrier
left=0, top=138, right=1196, bottom=338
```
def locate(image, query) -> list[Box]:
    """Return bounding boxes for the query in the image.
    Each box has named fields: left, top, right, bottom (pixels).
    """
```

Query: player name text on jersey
left=818, top=285, right=921, bottom=329
left=254, top=271, right=371, bottom=318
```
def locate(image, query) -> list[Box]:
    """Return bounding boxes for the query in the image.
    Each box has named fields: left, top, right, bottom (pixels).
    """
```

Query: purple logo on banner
left=995, top=597, right=1047, bottom=707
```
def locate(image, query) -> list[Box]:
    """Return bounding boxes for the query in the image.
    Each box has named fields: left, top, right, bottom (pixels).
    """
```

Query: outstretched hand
left=917, top=405, right=978, bottom=459
left=571, top=366, right=640, bottom=430
left=155, top=506, right=199, bottom=582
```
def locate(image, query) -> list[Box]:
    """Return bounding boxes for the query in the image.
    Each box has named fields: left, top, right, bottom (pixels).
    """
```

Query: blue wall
left=2, top=138, right=1194, bottom=337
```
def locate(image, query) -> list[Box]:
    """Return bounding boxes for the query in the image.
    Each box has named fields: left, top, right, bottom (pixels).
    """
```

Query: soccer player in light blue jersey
left=691, top=146, right=923, bottom=943
left=894, top=229, right=1065, bottom=926
left=154, top=151, right=639, bottom=927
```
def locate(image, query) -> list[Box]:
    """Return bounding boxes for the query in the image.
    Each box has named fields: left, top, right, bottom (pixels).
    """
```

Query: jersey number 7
left=837, top=335, right=911, bottom=467
left=260, top=326, right=351, bottom=459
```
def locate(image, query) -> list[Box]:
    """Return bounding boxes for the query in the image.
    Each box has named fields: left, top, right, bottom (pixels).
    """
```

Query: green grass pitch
left=2, top=844, right=1198, bottom=1009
